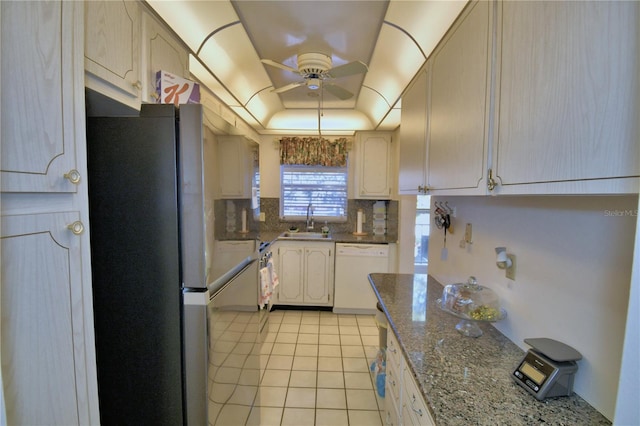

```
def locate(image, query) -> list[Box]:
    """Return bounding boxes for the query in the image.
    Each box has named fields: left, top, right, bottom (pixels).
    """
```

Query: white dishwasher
left=334, top=243, right=390, bottom=314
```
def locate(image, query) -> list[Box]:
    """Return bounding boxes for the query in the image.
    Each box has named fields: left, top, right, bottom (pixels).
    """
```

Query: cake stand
left=436, top=299, right=507, bottom=338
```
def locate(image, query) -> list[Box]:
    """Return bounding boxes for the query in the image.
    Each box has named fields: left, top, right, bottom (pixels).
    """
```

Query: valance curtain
left=279, top=137, right=349, bottom=167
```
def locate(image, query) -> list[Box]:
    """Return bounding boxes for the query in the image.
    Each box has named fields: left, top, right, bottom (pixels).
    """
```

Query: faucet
left=306, top=203, right=314, bottom=230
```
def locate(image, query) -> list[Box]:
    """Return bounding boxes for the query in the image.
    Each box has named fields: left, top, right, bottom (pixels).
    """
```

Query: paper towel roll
left=241, top=208, right=247, bottom=232
left=356, top=209, right=363, bottom=234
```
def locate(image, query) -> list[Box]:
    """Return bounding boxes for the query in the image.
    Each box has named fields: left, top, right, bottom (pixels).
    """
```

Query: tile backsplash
left=259, top=197, right=398, bottom=238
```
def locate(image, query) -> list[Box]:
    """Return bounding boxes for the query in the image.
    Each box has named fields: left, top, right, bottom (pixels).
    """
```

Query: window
left=415, top=195, right=431, bottom=273
left=280, top=165, right=348, bottom=221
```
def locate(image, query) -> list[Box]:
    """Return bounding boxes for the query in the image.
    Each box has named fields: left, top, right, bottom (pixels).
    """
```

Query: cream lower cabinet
left=211, top=240, right=256, bottom=281
left=491, top=1, right=640, bottom=194
left=1, top=1, right=99, bottom=423
left=275, top=242, right=334, bottom=307
left=385, top=332, right=434, bottom=426
left=401, top=367, right=433, bottom=426
left=1, top=212, right=96, bottom=425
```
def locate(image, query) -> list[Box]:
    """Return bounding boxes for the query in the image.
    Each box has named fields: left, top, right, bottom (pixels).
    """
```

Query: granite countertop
left=368, top=273, right=610, bottom=426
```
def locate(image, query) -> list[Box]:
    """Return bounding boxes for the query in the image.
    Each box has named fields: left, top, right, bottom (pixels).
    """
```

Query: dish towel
left=259, top=266, right=271, bottom=309
left=267, top=258, right=279, bottom=292
left=259, top=258, right=280, bottom=309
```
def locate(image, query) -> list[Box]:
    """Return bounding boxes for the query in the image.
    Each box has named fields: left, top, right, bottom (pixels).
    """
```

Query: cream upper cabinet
left=218, top=136, right=257, bottom=199
left=398, top=65, right=429, bottom=195
left=1, top=1, right=81, bottom=193
left=427, top=0, right=492, bottom=195
left=85, top=1, right=141, bottom=108
left=491, top=1, right=640, bottom=194
left=140, top=10, right=190, bottom=104
left=355, top=132, right=392, bottom=199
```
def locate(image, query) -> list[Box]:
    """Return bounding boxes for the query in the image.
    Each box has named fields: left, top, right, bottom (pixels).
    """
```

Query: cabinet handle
left=389, top=346, right=397, bottom=354
left=418, top=185, right=430, bottom=194
left=67, top=221, right=84, bottom=236
left=410, top=394, right=424, bottom=417
left=63, top=169, right=81, bottom=185
left=132, top=81, right=142, bottom=90
left=487, top=168, right=497, bottom=191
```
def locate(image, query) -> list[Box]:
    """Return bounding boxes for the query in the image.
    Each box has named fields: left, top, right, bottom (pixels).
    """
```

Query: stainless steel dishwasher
left=333, top=243, right=390, bottom=314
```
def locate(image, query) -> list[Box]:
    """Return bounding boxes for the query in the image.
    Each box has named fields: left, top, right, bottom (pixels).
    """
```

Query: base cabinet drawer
left=384, top=390, right=401, bottom=426
left=402, top=367, right=435, bottom=426
left=387, top=332, right=403, bottom=372
left=386, top=330, right=435, bottom=425
left=386, top=361, right=402, bottom=412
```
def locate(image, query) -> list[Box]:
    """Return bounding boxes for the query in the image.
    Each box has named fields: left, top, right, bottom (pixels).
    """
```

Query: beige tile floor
left=247, top=309, right=386, bottom=426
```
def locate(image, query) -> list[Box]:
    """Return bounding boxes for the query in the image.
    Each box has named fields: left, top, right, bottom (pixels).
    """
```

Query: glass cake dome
left=437, top=276, right=507, bottom=337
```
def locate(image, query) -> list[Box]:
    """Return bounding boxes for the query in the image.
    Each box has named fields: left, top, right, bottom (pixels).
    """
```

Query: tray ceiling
left=146, top=0, right=467, bottom=135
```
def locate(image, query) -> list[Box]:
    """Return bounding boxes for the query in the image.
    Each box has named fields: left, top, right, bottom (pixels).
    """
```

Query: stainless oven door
left=183, top=256, right=264, bottom=425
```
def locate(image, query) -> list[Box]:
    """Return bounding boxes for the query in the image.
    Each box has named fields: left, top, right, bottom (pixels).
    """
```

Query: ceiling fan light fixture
left=307, top=78, right=320, bottom=90
left=297, top=52, right=332, bottom=77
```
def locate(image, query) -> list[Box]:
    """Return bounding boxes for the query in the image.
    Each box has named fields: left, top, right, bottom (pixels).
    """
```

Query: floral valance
left=279, top=137, right=350, bottom=167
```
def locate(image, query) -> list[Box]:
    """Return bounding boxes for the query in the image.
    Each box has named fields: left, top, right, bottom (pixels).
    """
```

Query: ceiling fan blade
left=271, top=81, right=305, bottom=94
left=261, top=59, right=299, bottom=74
left=324, top=83, right=354, bottom=100
left=326, top=60, right=368, bottom=78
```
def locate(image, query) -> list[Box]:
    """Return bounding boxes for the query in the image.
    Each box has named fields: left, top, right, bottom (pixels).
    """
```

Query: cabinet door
left=399, top=66, right=429, bottom=195
left=1, top=1, right=81, bottom=193
left=141, top=10, right=189, bottom=104
left=428, top=1, right=491, bottom=194
left=211, top=240, right=256, bottom=282
left=304, top=245, right=333, bottom=305
left=277, top=244, right=305, bottom=303
left=1, top=212, right=92, bottom=425
left=218, top=136, right=252, bottom=199
left=356, top=132, right=392, bottom=199
left=384, top=390, right=401, bottom=426
left=402, top=366, right=435, bottom=426
left=493, top=1, right=640, bottom=194
left=85, top=1, right=141, bottom=102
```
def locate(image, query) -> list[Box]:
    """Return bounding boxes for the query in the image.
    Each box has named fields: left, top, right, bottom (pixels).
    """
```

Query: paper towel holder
left=495, top=247, right=516, bottom=280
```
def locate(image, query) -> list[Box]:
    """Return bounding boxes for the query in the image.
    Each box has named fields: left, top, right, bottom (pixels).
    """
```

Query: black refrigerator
left=86, top=101, right=261, bottom=425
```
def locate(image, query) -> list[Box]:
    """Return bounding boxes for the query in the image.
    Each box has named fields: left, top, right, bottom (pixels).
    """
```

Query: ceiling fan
left=261, top=52, right=368, bottom=100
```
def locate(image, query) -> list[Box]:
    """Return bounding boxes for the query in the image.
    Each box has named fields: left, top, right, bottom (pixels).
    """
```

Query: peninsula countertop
left=368, top=273, right=610, bottom=425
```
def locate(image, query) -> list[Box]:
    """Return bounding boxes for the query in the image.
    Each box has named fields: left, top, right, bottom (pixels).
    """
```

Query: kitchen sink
left=279, top=231, right=331, bottom=240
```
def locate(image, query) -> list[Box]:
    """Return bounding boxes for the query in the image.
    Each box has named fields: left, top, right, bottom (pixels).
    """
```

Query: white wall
left=613, top=195, right=640, bottom=425
left=427, top=195, right=638, bottom=421
left=397, top=195, right=417, bottom=273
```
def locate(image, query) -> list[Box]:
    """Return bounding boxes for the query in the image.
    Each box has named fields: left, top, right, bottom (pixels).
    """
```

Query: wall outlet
left=259, top=212, right=266, bottom=222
